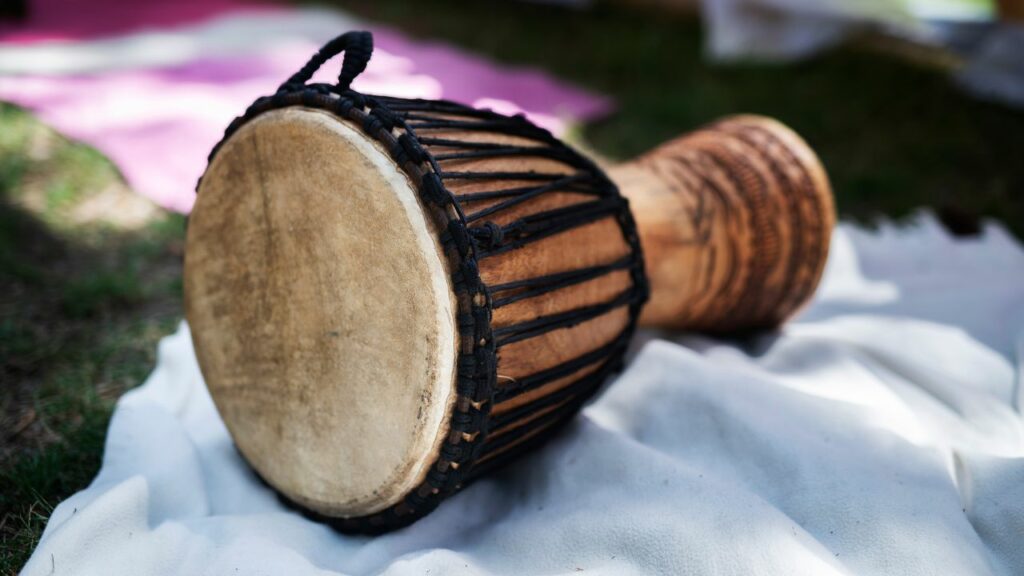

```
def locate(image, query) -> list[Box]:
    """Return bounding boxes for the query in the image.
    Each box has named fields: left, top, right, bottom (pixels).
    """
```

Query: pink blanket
left=0, top=1, right=612, bottom=212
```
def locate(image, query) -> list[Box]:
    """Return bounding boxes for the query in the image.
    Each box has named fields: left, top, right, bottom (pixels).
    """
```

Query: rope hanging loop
left=280, top=30, right=374, bottom=93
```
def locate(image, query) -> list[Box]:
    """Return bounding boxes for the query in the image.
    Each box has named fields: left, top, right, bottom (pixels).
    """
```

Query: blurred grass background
left=2, top=0, right=1023, bottom=571
left=0, top=103, right=184, bottom=572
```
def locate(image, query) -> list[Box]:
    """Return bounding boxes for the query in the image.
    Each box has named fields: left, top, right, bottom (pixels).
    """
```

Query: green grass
left=1, top=319, right=176, bottom=571
left=0, top=103, right=184, bottom=573
left=2, top=1, right=1024, bottom=571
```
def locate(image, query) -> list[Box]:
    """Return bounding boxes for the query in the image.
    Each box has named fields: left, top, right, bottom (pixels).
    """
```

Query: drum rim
left=189, top=107, right=463, bottom=518
left=199, top=84, right=649, bottom=533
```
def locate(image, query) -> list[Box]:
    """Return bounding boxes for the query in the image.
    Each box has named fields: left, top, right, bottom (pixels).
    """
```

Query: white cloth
left=700, top=0, right=993, bottom=60
left=22, top=214, right=1024, bottom=576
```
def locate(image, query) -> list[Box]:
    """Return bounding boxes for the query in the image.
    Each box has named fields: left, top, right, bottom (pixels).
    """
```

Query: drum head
left=185, top=107, right=458, bottom=517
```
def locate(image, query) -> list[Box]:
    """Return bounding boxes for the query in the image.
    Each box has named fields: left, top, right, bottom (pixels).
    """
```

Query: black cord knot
left=364, top=107, right=396, bottom=134
left=470, top=222, right=505, bottom=250
left=398, top=133, right=427, bottom=163
left=421, top=172, right=447, bottom=205
left=349, top=91, right=368, bottom=108
left=447, top=220, right=472, bottom=254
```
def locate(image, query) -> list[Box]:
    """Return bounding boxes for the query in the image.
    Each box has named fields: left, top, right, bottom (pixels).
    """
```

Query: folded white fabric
left=22, top=214, right=1024, bottom=576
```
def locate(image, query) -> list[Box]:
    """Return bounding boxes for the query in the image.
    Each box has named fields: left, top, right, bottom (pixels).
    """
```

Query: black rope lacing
left=200, top=30, right=649, bottom=534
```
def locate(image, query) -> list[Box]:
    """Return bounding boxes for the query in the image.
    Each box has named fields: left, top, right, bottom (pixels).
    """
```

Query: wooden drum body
left=187, top=33, right=647, bottom=532
left=185, top=32, right=834, bottom=533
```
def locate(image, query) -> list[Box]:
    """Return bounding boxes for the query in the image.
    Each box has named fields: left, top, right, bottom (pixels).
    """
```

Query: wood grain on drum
left=609, top=114, right=835, bottom=332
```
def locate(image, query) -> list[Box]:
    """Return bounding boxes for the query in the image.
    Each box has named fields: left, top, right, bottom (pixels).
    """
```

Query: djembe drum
left=184, top=32, right=834, bottom=533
